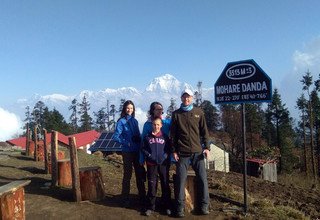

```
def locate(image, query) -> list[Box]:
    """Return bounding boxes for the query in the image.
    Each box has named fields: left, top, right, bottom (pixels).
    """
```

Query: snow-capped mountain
left=145, top=74, right=192, bottom=94
left=13, top=74, right=214, bottom=123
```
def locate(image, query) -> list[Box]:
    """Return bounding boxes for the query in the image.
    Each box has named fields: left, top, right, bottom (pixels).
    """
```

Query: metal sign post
left=241, top=103, right=248, bottom=212
left=214, top=59, right=272, bottom=213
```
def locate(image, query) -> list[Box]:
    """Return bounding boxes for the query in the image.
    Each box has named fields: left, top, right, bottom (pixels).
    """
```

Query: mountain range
left=13, top=74, right=215, bottom=125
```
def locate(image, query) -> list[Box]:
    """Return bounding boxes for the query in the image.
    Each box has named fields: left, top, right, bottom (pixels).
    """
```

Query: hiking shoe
left=124, top=200, right=130, bottom=208
left=144, top=209, right=152, bottom=216
left=176, top=211, right=184, bottom=218
left=200, top=207, right=209, bottom=215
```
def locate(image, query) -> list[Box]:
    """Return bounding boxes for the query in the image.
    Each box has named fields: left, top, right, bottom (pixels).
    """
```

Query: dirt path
left=0, top=150, right=319, bottom=219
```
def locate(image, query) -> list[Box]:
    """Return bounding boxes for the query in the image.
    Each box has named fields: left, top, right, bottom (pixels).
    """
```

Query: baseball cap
left=181, top=88, right=193, bottom=97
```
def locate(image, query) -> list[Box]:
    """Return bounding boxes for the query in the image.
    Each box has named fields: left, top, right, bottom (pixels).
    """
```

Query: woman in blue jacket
left=141, top=101, right=171, bottom=140
left=113, top=100, right=146, bottom=204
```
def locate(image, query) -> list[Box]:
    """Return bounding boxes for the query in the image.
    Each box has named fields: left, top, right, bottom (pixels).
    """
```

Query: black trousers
left=146, top=162, right=171, bottom=210
left=121, top=152, right=146, bottom=199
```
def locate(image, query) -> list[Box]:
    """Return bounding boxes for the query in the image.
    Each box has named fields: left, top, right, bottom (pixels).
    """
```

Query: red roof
left=247, top=158, right=276, bottom=164
left=6, top=130, right=100, bottom=150
left=68, top=130, right=100, bottom=148
left=6, top=137, right=27, bottom=149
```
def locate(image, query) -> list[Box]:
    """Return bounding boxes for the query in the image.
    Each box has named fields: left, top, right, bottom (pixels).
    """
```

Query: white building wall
left=205, top=143, right=229, bottom=172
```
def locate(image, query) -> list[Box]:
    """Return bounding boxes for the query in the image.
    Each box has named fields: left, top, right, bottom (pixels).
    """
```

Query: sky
left=1, top=0, right=320, bottom=141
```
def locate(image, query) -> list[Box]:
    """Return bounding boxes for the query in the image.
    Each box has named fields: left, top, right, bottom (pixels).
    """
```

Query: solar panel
left=89, top=131, right=122, bottom=152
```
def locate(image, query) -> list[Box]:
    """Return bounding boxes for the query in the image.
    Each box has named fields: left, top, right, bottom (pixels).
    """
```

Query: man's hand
left=173, top=152, right=179, bottom=161
left=203, top=149, right=210, bottom=160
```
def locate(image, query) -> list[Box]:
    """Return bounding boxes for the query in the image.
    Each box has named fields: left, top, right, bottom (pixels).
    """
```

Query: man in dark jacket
left=170, top=88, right=210, bottom=217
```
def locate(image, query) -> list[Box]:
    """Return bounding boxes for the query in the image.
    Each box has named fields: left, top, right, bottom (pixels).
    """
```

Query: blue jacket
left=112, top=115, right=141, bottom=152
left=141, top=132, right=170, bottom=165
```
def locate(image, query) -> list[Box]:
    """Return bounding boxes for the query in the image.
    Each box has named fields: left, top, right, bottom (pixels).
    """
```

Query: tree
left=109, top=104, right=116, bottom=131
left=300, top=71, right=317, bottom=178
left=94, top=108, right=107, bottom=131
left=22, top=106, right=32, bottom=134
left=118, top=99, right=126, bottom=113
left=43, top=107, right=71, bottom=134
left=245, top=103, right=264, bottom=151
left=32, top=101, right=46, bottom=129
left=194, top=81, right=203, bottom=107
left=296, top=93, right=309, bottom=173
left=78, top=94, right=93, bottom=132
left=24, top=106, right=32, bottom=124
left=220, top=104, right=242, bottom=157
left=265, top=88, right=295, bottom=173
left=166, top=98, right=177, bottom=119
left=69, top=98, right=79, bottom=133
left=200, top=100, right=219, bottom=132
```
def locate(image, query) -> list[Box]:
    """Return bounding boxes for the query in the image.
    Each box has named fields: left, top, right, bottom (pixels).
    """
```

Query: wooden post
left=185, top=171, right=197, bottom=213
left=25, top=123, right=30, bottom=156
left=51, top=131, right=59, bottom=187
left=33, top=126, right=39, bottom=161
left=69, top=137, right=81, bottom=202
left=43, top=129, right=49, bottom=174
left=0, top=180, right=31, bottom=220
left=79, top=166, right=105, bottom=201
left=173, top=171, right=198, bottom=213
left=58, top=159, right=72, bottom=187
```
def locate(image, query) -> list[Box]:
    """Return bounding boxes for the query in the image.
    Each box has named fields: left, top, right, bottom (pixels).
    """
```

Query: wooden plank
left=0, top=180, right=31, bottom=197
left=58, top=159, right=72, bottom=187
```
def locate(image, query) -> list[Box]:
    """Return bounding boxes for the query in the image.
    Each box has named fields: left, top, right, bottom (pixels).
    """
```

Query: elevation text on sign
left=214, top=59, right=272, bottom=104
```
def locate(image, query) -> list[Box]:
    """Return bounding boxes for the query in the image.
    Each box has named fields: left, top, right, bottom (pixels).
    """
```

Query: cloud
left=280, top=36, right=320, bottom=121
left=0, top=107, right=23, bottom=141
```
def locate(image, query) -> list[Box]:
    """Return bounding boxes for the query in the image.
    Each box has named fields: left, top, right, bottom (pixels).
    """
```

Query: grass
left=250, top=199, right=309, bottom=220
left=278, top=172, right=320, bottom=190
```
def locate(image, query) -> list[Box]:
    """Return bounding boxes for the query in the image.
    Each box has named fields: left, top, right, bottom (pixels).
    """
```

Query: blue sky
left=1, top=0, right=320, bottom=140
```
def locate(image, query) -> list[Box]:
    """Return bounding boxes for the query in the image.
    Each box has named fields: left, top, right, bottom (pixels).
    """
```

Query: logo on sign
left=226, top=63, right=256, bottom=80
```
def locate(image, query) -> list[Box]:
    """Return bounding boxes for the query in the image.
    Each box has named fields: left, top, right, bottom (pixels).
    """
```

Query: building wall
left=205, top=143, right=229, bottom=172
left=262, top=163, right=277, bottom=182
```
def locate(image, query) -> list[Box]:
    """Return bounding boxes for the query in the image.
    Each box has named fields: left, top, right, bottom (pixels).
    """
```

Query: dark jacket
left=170, top=106, right=210, bottom=156
left=141, top=132, right=170, bottom=165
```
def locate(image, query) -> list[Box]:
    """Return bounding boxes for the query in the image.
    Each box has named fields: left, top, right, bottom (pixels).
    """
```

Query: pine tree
left=297, top=93, right=309, bottom=174
left=69, top=98, right=79, bottom=133
left=32, top=101, right=46, bottom=129
left=166, top=98, right=177, bottom=119
left=300, top=71, right=317, bottom=178
left=43, top=108, right=71, bottom=134
left=109, top=104, right=116, bottom=131
left=265, top=88, right=295, bottom=173
left=219, top=104, right=242, bottom=157
left=78, top=95, right=93, bottom=132
left=245, top=103, right=264, bottom=151
left=118, top=99, right=125, bottom=113
left=94, top=108, right=107, bottom=131
left=200, top=100, right=219, bottom=132
left=194, top=81, right=203, bottom=107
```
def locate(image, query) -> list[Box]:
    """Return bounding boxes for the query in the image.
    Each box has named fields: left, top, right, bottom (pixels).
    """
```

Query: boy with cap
left=170, top=88, right=210, bottom=217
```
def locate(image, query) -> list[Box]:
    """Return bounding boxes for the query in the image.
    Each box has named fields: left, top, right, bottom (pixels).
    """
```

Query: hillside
left=0, top=149, right=319, bottom=219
